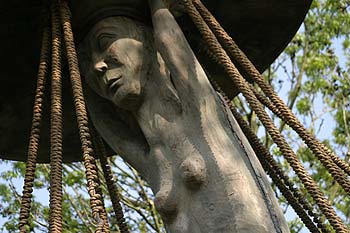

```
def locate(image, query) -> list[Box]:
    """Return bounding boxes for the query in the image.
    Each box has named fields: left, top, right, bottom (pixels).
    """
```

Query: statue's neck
left=132, top=64, right=182, bottom=146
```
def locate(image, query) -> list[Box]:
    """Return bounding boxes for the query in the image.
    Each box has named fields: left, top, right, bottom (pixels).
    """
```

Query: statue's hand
left=148, top=0, right=167, bottom=13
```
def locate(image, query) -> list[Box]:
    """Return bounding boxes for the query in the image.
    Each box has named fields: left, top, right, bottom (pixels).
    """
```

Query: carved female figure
left=79, top=0, right=289, bottom=232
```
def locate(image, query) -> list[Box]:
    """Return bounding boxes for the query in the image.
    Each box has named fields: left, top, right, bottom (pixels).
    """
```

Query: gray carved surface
left=79, top=1, right=290, bottom=231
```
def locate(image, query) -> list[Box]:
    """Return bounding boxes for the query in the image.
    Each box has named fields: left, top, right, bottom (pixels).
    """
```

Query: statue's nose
left=95, top=61, right=108, bottom=73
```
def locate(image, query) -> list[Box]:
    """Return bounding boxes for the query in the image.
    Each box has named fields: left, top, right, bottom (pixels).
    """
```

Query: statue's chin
left=111, top=92, right=142, bottom=111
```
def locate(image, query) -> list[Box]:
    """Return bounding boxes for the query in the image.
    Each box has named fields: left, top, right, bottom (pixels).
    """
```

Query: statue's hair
left=78, top=16, right=154, bottom=74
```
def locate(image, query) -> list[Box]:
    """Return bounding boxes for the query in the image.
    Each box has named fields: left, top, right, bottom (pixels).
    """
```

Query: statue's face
left=80, top=17, right=150, bottom=110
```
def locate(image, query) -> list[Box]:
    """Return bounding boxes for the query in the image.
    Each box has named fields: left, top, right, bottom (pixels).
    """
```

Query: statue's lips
left=107, top=77, right=122, bottom=96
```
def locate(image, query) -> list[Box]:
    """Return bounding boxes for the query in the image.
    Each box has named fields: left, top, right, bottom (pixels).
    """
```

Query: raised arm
left=148, top=0, right=213, bottom=99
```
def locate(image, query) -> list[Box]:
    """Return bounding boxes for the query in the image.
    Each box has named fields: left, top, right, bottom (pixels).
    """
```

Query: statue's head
left=79, top=16, right=153, bottom=111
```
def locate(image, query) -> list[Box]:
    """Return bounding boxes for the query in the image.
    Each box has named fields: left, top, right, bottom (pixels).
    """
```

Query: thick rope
left=94, top=166, right=111, bottom=233
left=92, top=128, right=130, bottom=233
left=201, top=21, right=346, bottom=232
left=58, top=1, right=109, bottom=231
left=49, top=0, right=63, bottom=231
left=182, top=1, right=348, bottom=232
left=251, top=86, right=350, bottom=192
left=18, top=20, right=51, bottom=233
left=192, top=0, right=350, bottom=182
left=209, top=78, right=328, bottom=233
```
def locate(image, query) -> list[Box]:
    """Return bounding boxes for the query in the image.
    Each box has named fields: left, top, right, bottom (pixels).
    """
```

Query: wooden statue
left=78, top=0, right=289, bottom=231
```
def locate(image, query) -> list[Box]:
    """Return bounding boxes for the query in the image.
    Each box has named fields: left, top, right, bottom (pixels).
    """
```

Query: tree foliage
left=234, top=0, right=350, bottom=231
left=0, top=158, right=164, bottom=232
left=1, top=0, right=350, bottom=232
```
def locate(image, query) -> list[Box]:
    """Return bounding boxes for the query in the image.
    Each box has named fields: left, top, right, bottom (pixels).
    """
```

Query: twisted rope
left=183, top=0, right=348, bottom=232
left=210, top=78, right=328, bottom=233
left=92, top=128, right=130, bottom=233
left=192, top=0, right=350, bottom=183
left=49, top=0, right=63, bottom=231
left=94, top=166, right=111, bottom=233
left=201, top=16, right=344, bottom=232
left=251, top=87, right=350, bottom=192
left=19, top=18, right=51, bottom=233
left=59, top=1, right=109, bottom=231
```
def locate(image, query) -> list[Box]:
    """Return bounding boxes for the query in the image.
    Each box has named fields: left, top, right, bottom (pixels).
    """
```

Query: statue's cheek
left=84, top=73, right=107, bottom=99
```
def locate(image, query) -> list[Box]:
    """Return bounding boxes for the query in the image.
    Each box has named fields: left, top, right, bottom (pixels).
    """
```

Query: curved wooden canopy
left=0, top=0, right=312, bottom=163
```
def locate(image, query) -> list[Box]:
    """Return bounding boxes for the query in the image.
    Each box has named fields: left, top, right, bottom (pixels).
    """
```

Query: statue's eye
left=106, top=55, right=123, bottom=68
left=98, top=33, right=115, bottom=51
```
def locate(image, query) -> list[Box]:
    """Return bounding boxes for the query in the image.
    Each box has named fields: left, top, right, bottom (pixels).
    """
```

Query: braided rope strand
left=182, top=1, right=348, bottom=231
left=94, top=162, right=112, bottom=232
left=58, top=1, right=109, bottom=231
left=49, top=0, right=64, bottom=231
left=192, top=0, right=350, bottom=181
left=92, top=128, right=130, bottom=233
left=250, top=86, right=350, bottom=193
left=18, top=20, right=51, bottom=233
